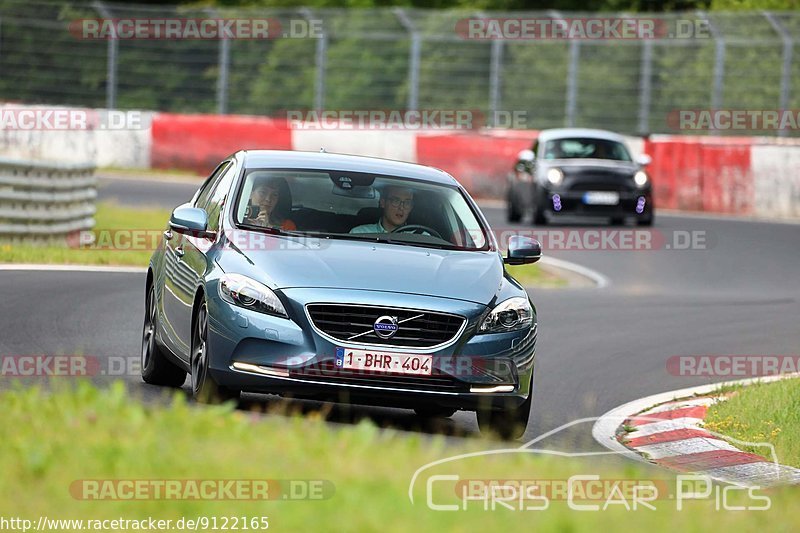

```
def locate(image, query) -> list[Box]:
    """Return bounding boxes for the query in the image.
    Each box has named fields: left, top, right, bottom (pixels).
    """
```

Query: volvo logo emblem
left=373, top=315, right=399, bottom=339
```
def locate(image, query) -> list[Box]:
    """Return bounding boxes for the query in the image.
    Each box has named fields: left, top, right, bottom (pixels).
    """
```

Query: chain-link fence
left=1, top=0, right=799, bottom=136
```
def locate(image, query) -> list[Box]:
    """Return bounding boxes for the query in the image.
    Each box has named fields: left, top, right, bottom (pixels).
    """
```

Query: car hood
left=218, top=235, right=503, bottom=305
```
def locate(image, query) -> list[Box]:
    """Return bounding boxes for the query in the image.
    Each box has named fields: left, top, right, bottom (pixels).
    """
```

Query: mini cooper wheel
left=507, top=193, right=522, bottom=223
left=637, top=213, right=654, bottom=226
left=191, top=300, right=240, bottom=404
left=532, top=203, right=547, bottom=226
left=141, top=285, right=187, bottom=387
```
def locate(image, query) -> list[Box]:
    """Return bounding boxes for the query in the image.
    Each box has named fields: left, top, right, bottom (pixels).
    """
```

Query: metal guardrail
left=1, top=2, right=799, bottom=136
left=0, top=158, right=96, bottom=239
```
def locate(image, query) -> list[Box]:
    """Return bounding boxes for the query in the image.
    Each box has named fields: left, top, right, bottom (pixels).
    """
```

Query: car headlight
left=218, top=273, right=288, bottom=318
left=478, top=297, right=533, bottom=334
left=634, top=170, right=649, bottom=188
left=546, top=168, right=564, bottom=186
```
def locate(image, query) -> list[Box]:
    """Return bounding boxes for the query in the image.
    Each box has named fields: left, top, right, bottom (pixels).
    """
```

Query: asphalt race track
left=1, top=175, right=799, bottom=449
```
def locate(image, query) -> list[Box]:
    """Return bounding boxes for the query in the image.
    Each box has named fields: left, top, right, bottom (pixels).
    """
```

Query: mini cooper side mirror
left=169, top=206, right=214, bottom=239
left=517, top=149, right=535, bottom=163
left=505, top=235, right=542, bottom=265
left=636, top=153, right=652, bottom=166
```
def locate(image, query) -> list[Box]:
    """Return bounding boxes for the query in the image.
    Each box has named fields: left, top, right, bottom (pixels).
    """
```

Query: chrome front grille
left=306, top=304, right=466, bottom=349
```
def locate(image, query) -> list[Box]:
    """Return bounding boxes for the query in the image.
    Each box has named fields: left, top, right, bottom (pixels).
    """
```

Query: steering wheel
left=390, top=224, right=443, bottom=240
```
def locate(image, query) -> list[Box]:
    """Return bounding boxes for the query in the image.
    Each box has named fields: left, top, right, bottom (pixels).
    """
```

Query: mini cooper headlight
left=634, top=170, right=649, bottom=188
left=218, top=273, right=288, bottom=318
left=546, top=167, right=564, bottom=186
left=478, top=297, right=533, bottom=334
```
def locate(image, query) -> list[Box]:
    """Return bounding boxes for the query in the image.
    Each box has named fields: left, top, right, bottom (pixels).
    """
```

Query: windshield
left=543, top=137, right=632, bottom=162
left=234, top=169, right=489, bottom=251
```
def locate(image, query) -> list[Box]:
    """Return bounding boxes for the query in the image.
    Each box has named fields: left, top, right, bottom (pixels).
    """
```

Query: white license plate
left=335, top=347, right=432, bottom=376
left=582, top=191, right=620, bottom=205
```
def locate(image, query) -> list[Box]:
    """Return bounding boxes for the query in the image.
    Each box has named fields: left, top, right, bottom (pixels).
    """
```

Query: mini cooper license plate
left=335, top=347, right=432, bottom=376
left=582, top=191, right=620, bottom=205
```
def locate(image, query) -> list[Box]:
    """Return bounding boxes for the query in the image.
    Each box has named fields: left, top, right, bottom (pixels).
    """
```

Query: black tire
left=507, top=194, right=522, bottom=223
left=414, top=406, right=457, bottom=419
left=141, top=285, right=187, bottom=387
left=637, top=214, right=654, bottom=226
left=532, top=206, right=547, bottom=226
left=477, top=379, right=533, bottom=440
left=190, top=299, right=240, bottom=404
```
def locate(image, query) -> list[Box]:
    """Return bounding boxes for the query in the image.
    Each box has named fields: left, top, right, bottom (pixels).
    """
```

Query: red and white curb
left=593, top=375, right=800, bottom=488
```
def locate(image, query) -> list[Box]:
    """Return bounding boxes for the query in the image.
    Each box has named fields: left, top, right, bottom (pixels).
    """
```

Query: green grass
left=0, top=382, right=799, bottom=531
left=705, top=378, right=800, bottom=467
left=505, top=264, right=566, bottom=288
left=98, top=167, right=202, bottom=180
left=0, top=202, right=171, bottom=266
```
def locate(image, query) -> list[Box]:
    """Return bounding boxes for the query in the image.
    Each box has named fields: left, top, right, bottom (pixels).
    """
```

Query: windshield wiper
left=240, top=223, right=308, bottom=238
left=375, top=236, right=449, bottom=250
left=300, top=231, right=451, bottom=249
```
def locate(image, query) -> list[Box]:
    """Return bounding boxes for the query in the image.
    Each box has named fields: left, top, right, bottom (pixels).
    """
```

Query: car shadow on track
left=136, top=382, right=480, bottom=439
left=235, top=392, right=479, bottom=439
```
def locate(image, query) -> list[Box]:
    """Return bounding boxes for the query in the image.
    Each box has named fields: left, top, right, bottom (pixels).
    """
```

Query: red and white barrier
left=151, top=113, right=292, bottom=174
left=2, top=103, right=799, bottom=221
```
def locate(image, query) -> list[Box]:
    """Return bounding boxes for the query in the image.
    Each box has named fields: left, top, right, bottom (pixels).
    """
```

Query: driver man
left=350, top=185, right=415, bottom=234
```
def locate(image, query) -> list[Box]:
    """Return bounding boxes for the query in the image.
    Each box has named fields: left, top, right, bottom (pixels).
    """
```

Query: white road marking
left=634, top=437, right=739, bottom=460
left=641, top=396, right=719, bottom=414
left=701, top=462, right=800, bottom=487
left=626, top=418, right=705, bottom=437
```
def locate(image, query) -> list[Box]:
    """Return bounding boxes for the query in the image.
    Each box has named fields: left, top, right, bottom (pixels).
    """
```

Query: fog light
left=232, top=362, right=290, bottom=377
left=636, top=196, right=646, bottom=214
left=470, top=384, right=515, bottom=393
left=552, top=194, right=562, bottom=212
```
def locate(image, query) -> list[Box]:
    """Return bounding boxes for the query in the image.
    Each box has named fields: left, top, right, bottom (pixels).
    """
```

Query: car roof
left=240, top=150, right=458, bottom=186
left=537, top=128, right=629, bottom=144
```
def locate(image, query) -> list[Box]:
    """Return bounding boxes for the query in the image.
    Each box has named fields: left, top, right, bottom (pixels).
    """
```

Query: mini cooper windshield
left=235, top=169, right=489, bottom=251
left=543, top=137, right=632, bottom=162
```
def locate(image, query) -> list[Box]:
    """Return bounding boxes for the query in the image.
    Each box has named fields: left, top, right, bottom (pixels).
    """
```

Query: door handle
left=163, top=229, right=173, bottom=240
left=174, top=246, right=185, bottom=259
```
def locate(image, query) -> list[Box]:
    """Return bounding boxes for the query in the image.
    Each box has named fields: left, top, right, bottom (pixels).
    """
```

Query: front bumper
left=203, top=286, right=536, bottom=411
left=545, top=189, right=653, bottom=218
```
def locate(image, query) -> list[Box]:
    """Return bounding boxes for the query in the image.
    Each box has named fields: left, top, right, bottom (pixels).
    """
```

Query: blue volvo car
left=142, top=150, right=541, bottom=438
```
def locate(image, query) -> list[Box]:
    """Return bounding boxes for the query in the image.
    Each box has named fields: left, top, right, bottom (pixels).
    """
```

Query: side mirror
left=517, top=149, right=535, bottom=163
left=169, top=206, right=213, bottom=239
left=504, top=235, right=542, bottom=265
left=636, top=154, right=652, bottom=166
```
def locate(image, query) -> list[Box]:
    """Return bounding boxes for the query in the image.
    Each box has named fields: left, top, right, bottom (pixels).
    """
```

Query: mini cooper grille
left=306, top=304, right=465, bottom=348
